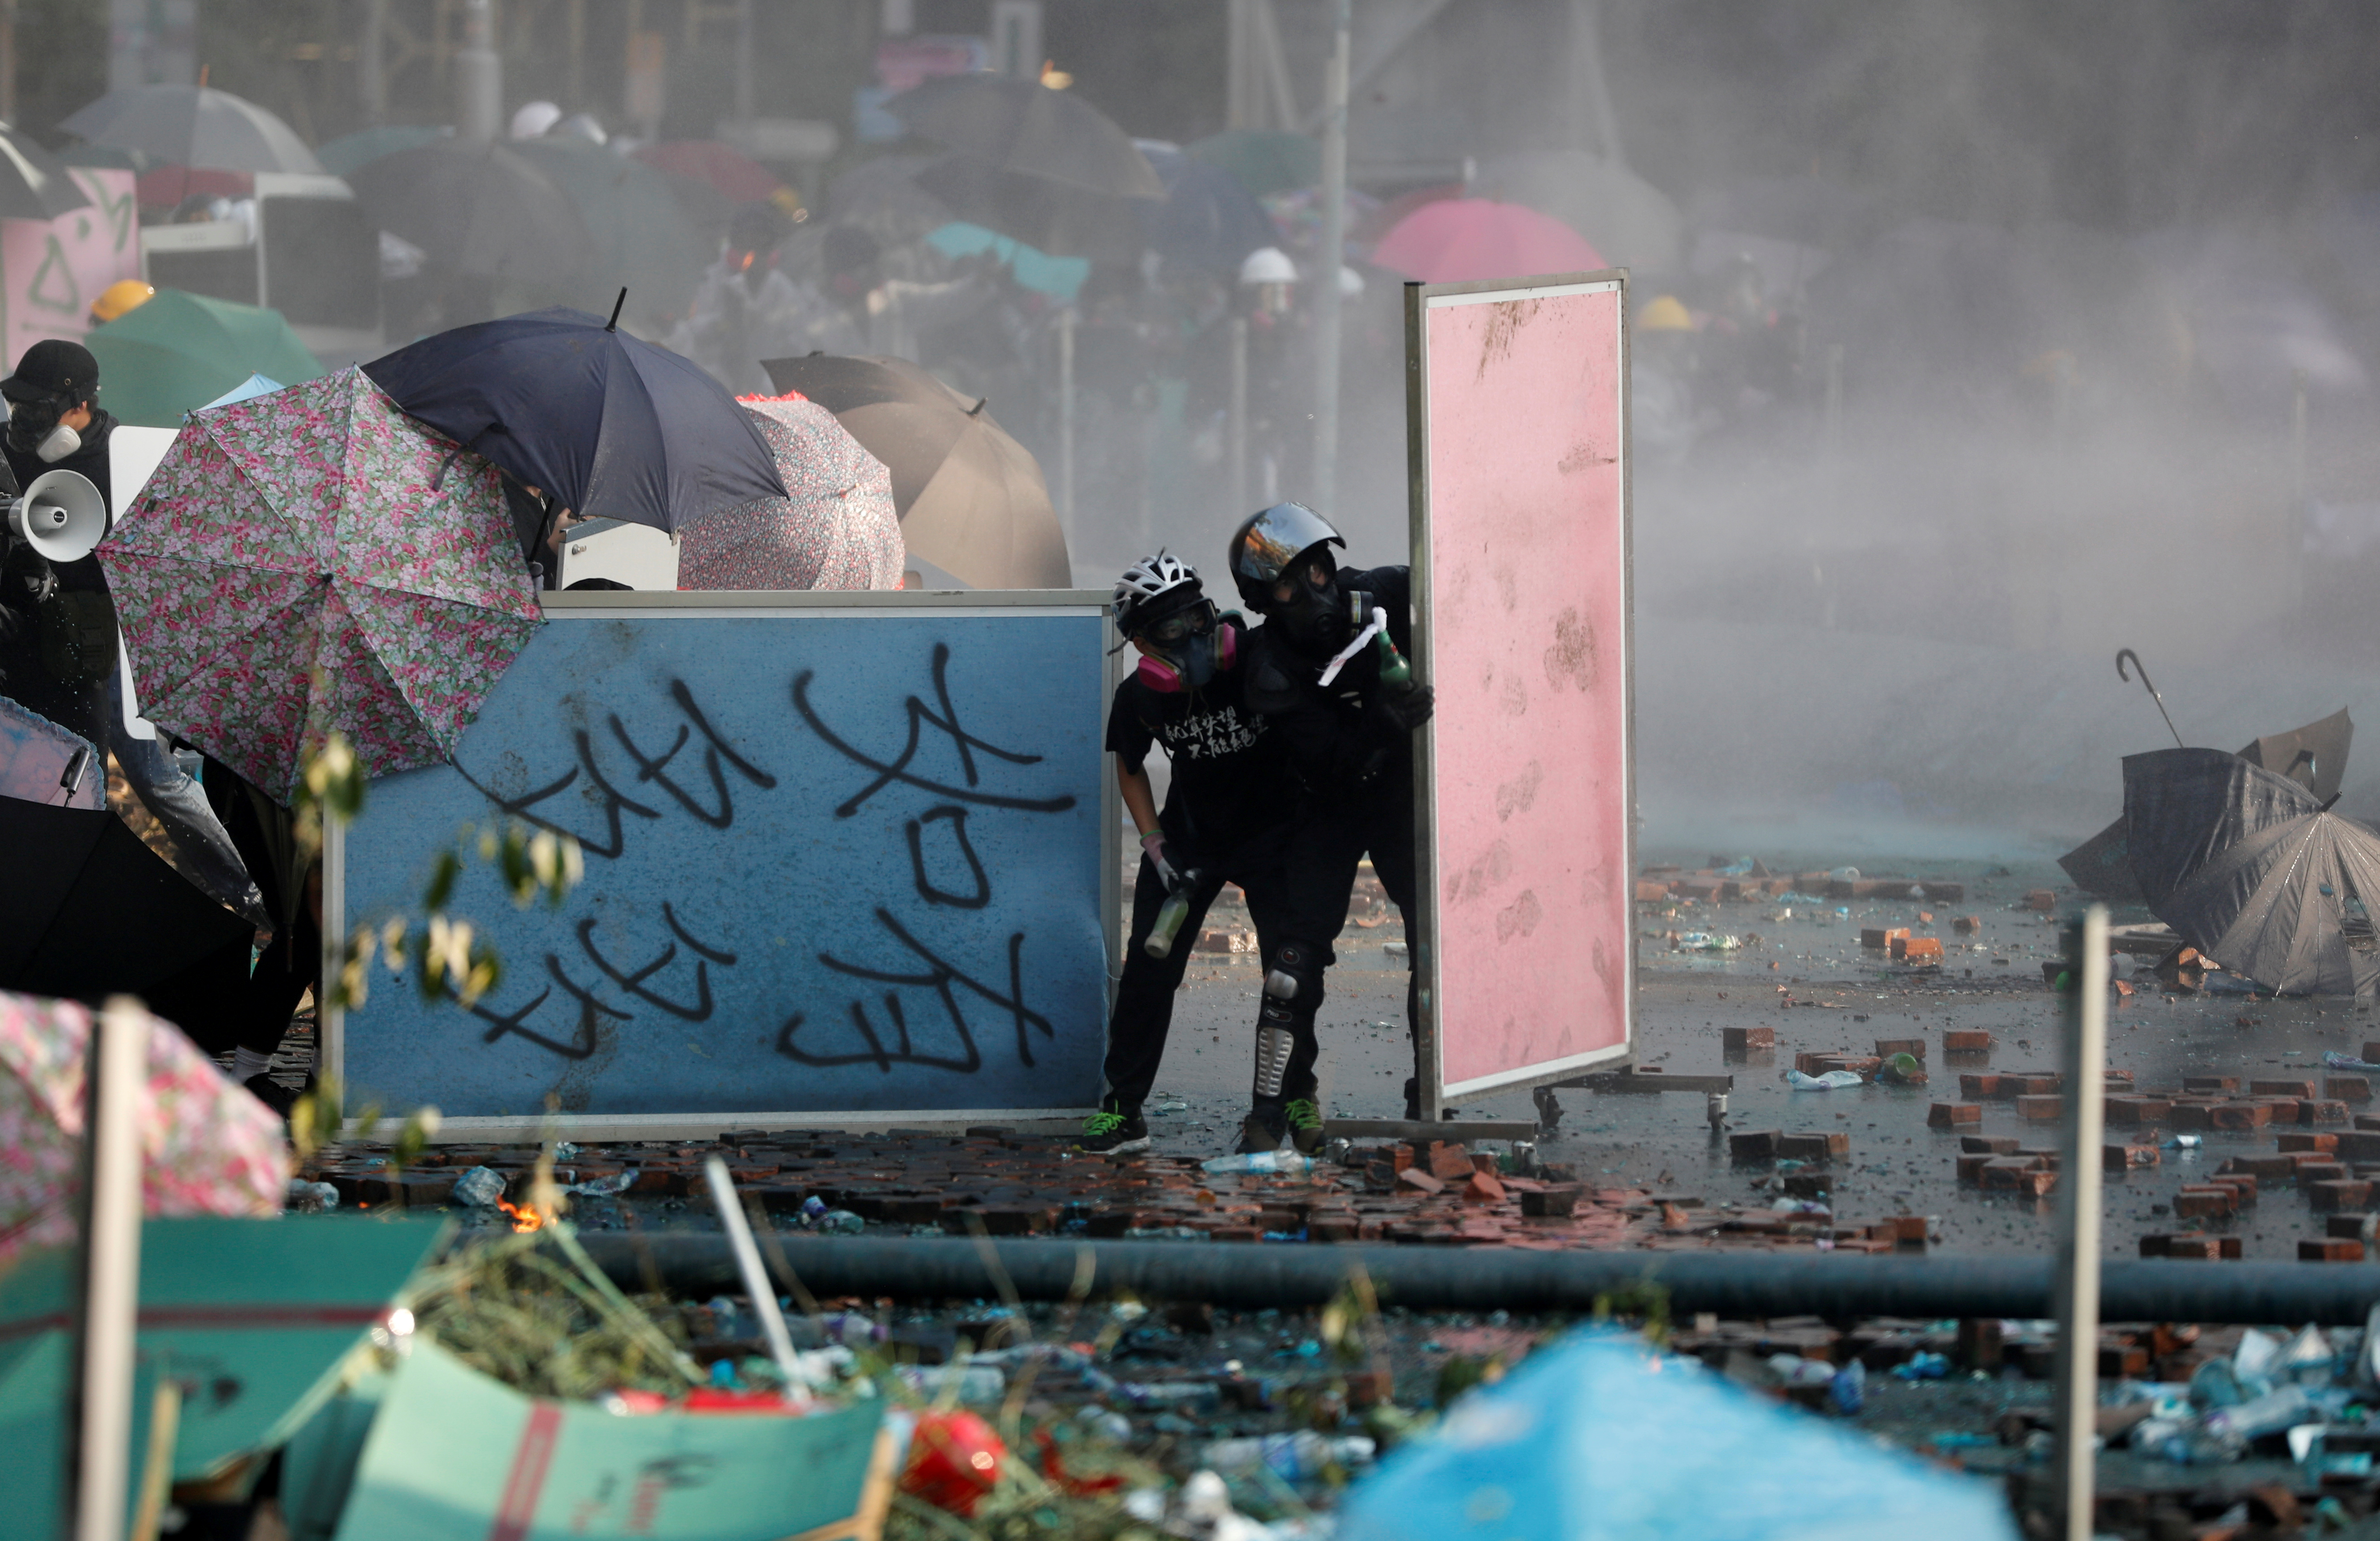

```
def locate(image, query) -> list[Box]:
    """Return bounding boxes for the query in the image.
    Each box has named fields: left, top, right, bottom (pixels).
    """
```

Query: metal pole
left=1057, top=307, right=1076, bottom=523
left=455, top=0, right=502, bottom=143
left=2052, top=907, right=2109, bottom=1541
left=73, top=1000, right=149, bottom=1541
left=0, top=0, right=17, bottom=125
left=733, top=0, right=755, bottom=135
left=360, top=0, right=387, bottom=125
left=1229, top=315, right=1249, bottom=516
left=1310, top=0, right=1351, bottom=515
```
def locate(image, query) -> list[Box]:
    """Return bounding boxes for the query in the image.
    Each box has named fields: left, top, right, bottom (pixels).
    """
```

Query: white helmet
left=1239, top=246, right=1297, bottom=286
left=1113, top=549, right=1200, bottom=636
left=510, top=100, right=563, bottom=140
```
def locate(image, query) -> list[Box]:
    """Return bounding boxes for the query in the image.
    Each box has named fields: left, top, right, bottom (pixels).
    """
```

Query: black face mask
left=1268, top=556, right=1348, bottom=656
left=5, top=393, right=61, bottom=454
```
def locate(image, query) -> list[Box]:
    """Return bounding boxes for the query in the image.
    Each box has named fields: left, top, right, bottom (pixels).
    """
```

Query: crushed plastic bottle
left=815, top=1209, right=865, bottom=1235
left=1830, top=1360, right=1867, bottom=1415
left=1675, top=932, right=1742, bottom=952
left=2193, top=1385, right=2315, bottom=1463
left=285, top=1178, right=339, bottom=1213
left=1202, top=1151, right=1316, bottom=1176
left=569, top=1167, right=640, bottom=1196
left=448, top=1165, right=507, bottom=1208
left=1893, top=1351, right=1952, bottom=1381
left=1199, top=1431, right=1375, bottom=1481
left=1785, top=1069, right=1865, bottom=1091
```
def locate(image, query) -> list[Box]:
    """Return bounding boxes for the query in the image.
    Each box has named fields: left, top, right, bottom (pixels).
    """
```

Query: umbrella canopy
left=1337, top=1331, right=2021, bottom=1541
left=0, top=695, right=100, bottom=810
left=1186, top=129, right=1320, bottom=198
left=315, top=123, right=452, bottom=178
left=2124, top=747, right=2380, bottom=996
left=762, top=354, right=1069, bottom=589
left=506, top=138, right=714, bottom=321
left=0, top=797, right=251, bottom=1005
left=678, top=395, right=904, bottom=591
left=200, top=372, right=284, bottom=412
left=925, top=221, right=1088, bottom=301
left=822, top=154, right=958, bottom=255
left=1140, top=143, right=1277, bottom=276
left=632, top=139, right=794, bottom=207
left=85, top=288, right=324, bottom=429
left=346, top=139, right=590, bottom=285
left=0, top=124, right=90, bottom=220
left=59, top=83, right=322, bottom=175
left=1372, top=198, right=1606, bottom=284
left=1476, top=149, right=1683, bottom=274
left=97, top=366, right=544, bottom=799
left=0, top=992, right=286, bottom=1263
left=911, top=155, right=1147, bottom=264
left=363, top=306, right=786, bottom=536
left=888, top=75, right=1164, bottom=200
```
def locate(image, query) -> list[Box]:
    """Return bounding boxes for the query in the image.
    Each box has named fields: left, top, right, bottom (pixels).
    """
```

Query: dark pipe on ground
left=574, top=1235, right=2380, bottom=1326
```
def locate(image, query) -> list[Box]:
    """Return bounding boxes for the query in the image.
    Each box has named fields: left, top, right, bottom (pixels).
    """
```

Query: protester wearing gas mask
left=0, top=338, right=271, bottom=936
left=1080, top=552, right=1301, bottom=1157
left=1229, top=502, right=1437, bottom=1126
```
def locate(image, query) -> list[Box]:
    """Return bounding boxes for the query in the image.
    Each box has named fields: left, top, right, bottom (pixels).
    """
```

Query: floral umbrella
left=97, top=365, right=542, bottom=800
left=0, top=991, right=285, bottom=1265
left=678, top=394, right=904, bottom=591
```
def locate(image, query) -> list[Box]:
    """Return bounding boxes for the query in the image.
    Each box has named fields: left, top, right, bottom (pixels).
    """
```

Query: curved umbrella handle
left=2116, top=648, right=2185, bottom=750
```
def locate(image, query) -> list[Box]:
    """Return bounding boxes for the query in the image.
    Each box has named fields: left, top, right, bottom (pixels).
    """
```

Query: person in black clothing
left=0, top=338, right=270, bottom=932
left=1078, top=550, right=1319, bottom=1156
left=1228, top=503, right=1437, bottom=1122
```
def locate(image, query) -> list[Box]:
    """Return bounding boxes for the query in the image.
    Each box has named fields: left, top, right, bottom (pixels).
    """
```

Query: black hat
left=2, top=338, right=99, bottom=405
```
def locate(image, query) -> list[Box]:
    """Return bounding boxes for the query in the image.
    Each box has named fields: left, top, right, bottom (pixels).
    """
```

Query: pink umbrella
left=1370, top=198, right=1606, bottom=284
left=678, top=395, right=905, bottom=591
left=97, top=366, right=543, bottom=800
left=0, top=991, right=286, bottom=1264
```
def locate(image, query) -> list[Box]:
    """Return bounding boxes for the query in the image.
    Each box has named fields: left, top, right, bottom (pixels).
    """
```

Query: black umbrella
left=346, top=141, right=589, bottom=284
left=761, top=353, right=1070, bottom=589
left=910, top=156, right=1147, bottom=264
left=1140, top=144, right=1277, bottom=275
left=0, top=125, right=90, bottom=220
left=2123, top=747, right=2380, bottom=996
left=59, top=83, right=322, bottom=175
left=363, top=305, right=786, bottom=536
left=0, top=796, right=251, bottom=999
left=887, top=75, right=1165, bottom=200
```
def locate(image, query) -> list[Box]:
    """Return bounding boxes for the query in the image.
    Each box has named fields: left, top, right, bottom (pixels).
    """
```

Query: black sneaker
left=1285, top=1097, right=1325, bottom=1154
left=1236, top=1097, right=1288, bottom=1155
left=243, top=1072, right=299, bottom=1119
left=1075, top=1099, right=1150, bottom=1155
left=1402, top=1076, right=1420, bottom=1123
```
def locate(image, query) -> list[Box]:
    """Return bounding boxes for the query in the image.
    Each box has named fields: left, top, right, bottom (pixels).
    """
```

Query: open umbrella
left=1371, top=198, right=1606, bottom=284
left=2124, top=747, right=2380, bottom=996
left=888, top=75, right=1164, bottom=200
left=925, top=221, right=1088, bottom=301
left=911, top=155, right=1147, bottom=264
left=1337, top=1331, right=2019, bottom=1541
left=632, top=139, right=795, bottom=209
left=0, top=695, right=100, bottom=810
left=822, top=154, right=958, bottom=255
left=363, top=306, right=786, bottom=537
left=96, top=366, right=544, bottom=799
left=0, top=797, right=251, bottom=1001
left=506, top=138, right=714, bottom=321
left=315, top=123, right=452, bottom=178
left=678, top=395, right=903, bottom=591
left=346, top=140, right=590, bottom=286
left=85, top=288, right=324, bottom=428
left=762, top=354, right=1069, bottom=589
left=0, top=993, right=286, bottom=1263
left=1140, top=144, right=1277, bottom=276
left=1186, top=129, right=1320, bottom=199
left=0, top=124, right=90, bottom=220
left=59, top=83, right=322, bottom=175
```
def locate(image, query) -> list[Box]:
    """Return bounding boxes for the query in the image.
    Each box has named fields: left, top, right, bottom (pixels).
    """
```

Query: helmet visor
left=1233, top=503, right=1342, bottom=587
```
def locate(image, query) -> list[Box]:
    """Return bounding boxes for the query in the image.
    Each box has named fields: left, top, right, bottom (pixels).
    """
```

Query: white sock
left=229, top=1047, right=273, bottom=1083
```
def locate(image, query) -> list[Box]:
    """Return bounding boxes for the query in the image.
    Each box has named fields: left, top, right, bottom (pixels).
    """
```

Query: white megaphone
left=5, top=468, right=107, bottom=562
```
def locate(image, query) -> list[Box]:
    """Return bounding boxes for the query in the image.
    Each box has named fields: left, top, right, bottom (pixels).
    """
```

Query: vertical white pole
left=1057, top=308, right=1077, bottom=524
left=455, top=0, right=502, bottom=143
left=2052, top=906, right=2108, bottom=1541
left=1229, top=315, right=1249, bottom=518
left=75, top=998, right=150, bottom=1541
left=1310, top=0, right=1351, bottom=515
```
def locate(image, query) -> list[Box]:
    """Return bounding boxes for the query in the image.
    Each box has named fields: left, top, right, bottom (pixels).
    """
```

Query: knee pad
left=1263, top=940, right=1324, bottom=1004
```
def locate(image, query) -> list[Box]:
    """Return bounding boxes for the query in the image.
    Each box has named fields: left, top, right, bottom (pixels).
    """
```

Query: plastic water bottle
left=1144, top=886, right=1196, bottom=959
left=1199, top=1431, right=1375, bottom=1480
left=1200, top=1151, right=1315, bottom=1176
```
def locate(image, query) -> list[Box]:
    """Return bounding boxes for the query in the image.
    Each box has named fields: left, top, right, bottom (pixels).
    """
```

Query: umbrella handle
left=2115, top=647, right=2185, bottom=750
left=606, top=287, right=627, bottom=332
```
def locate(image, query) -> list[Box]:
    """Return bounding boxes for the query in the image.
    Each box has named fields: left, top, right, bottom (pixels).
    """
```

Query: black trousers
left=1272, top=774, right=1421, bottom=1084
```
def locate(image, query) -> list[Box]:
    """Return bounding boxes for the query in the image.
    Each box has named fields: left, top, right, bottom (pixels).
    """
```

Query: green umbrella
left=84, top=289, right=324, bottom=429
left=1186, top=129, right=1320, bottom=198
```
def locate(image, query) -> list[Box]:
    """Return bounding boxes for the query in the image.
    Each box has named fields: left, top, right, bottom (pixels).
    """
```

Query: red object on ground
left=632, top=140, right=792, bottom=206
left=1371, top=198, right=1604, bottom=283
left=902, top=1409, right=1006, bottom=1516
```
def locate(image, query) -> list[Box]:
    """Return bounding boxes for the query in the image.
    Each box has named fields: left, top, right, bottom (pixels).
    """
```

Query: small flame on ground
left=498, top=1198, right=548, bottom=1233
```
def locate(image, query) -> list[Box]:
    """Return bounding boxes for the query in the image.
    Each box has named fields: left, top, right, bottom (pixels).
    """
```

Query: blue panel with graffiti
left=340, top=609, right=1108, bottom=1118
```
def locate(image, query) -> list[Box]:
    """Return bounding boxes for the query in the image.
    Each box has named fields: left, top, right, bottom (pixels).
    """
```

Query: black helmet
left=1225, top=502, right=1342, bottom=612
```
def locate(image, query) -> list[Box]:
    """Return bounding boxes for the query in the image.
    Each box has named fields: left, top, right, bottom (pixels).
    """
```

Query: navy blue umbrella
left=361, top=302, right=785, bottom=535
left=1140, top=143, right=1277, bottom=275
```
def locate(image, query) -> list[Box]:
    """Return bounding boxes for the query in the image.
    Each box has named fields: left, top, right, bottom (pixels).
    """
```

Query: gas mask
left=1134, top=600, right=1232, bottom=693
left=1265, top=551, right=1348, bottom=656
left=6, top=393, right=78, bottom=462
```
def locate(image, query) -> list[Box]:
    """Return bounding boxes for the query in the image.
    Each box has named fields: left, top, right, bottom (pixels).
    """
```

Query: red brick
left=1462, top=1170, right=1507, bottom=1205
left=1635, top=881, right=1671, bottom=902
left=2301, top=1100, right=2350, bottom=1126
left=2103, top=1095, right=2174, bottom=1125
left=2340, top=1131, right=2380, bottom=1161
left=1520, top=1186, right=1581, bottom=1217
left=1776, top=1132, right=1850, bottom=1161
left=1959, top=1074, right=2003, bottom=1100
left=1943, top=1029, right=1993, bottom=1053
left=1898, top=937, right=1945, bottom=964
left=1952, top=915, right=1982, bottom=934
left=1427, top=1142, right=1476, bottom=1182
left=2252, top=1079, right=2317, bottom=1100
left=1729, top=1130, right=1782, bottom=1164
left=1868, top=1215, right=1927, bottom=1244
left=2296, top=1160, right=2350, bottom=1184
left=1874, top=1037, right=1926, bottom=1059
left=2331, top=1213, right=2376, bottom=1238
left=1961, top=1135, right=2020, bottom=1153
left=1956, top=1153, right=1996, bottom=1185
left=2004, top=1074, right=2061, bottom=1096
left=1860, top=927, right=1907, bottom=951
left=2210, top=1102, right=2272, bottom=1130
left=1982, top=1159, right=2054, bottom=1195
left=2311, top=1179, right=2374, bottom=1213
left=1722, top=1026, right=1775, bottom=1053
left=2104, top=1144, right=2159, bottom=1170
left=2169, top=1103, right=2213, bottom=1131
left=2015, top=1094, right=2063, bottom=1121
left=2278, top=1133, right=2339, bottom=1153
left=2207, top=1174, right=2257, bottom=1208
left=1397, top=1167, right=1445, bottom=1196
left=2301, top=1239, right=2366, bottom=1262
left=1929, top=1102, right=1981, bottom=1129
left=2174, top=1187, right=2236, bottom=1218
left=2184, top=1076, right=2239, bottom=1095
left=2325, top=1076, right=2371, bottom=1104
left=2229, top=1154, right=2295, bottom=1180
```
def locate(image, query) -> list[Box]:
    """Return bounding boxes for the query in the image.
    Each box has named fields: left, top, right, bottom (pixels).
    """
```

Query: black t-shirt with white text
left=1104, top=618, right=1292, bottom=863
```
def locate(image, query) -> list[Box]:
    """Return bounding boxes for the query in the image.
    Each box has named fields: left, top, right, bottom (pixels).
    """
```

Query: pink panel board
left=1410, top=274, right=1631, bottom=1102
left=0, top=168, right=139, bottom=357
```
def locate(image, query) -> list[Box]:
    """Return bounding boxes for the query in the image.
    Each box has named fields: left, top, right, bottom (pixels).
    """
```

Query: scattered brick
left=1960, top=1073, right=2003, bottom=1099
left=1874, top=1037, right=1926, bottom=1059
left=1396, top=1166, right=1445, bottom=1196
left=1462, top=1170, right=1506, bottom=1205
left=2278, top=1133, right=2339, bottom=1153
left=2015, top=1094, right=2063, bottom=1121
left=1426, top=1142, right=1476, bottom=1183
left=2104, top=1144, right=2159, bottom=1170
left=2302, top=1099, right=2351, bottom=1126
left=1635, top=881, right=1671, bottom=902
left=2328, top=1214, right=2374, bottom=1238
left=2325, top=1075, right=2371, bottom=1104
left=2301, top=1239, right=2366, bottom=1262
left=2173, top=1187, right=2236, bottom=1219
left=1942, top=1030, right=1993, bottom=1052
left=1722, top=1026, right=1774, bottom=1053
left=1962, top=1135, right=2021, bottom=1154
left=2310, top=1179, right=2374, bottom=1213
left=2251, top=1078, right=2317, bottom=1100
left=2023, top=889, right=2057, bottom=911
left=1519, top=1186, right=1581, bottom=1218
left=1929, top=1102, right=1982, bottom=1129
left=2209, top=1102, right=2272, bottom=1131
left=2183, top=1075, right=2238, bottom=1095
left=1776, top=1132, right=1851, bottom=1161
left=1729, top=1130, right=1782, bottom=1164
left=1860, top=927, right=1908, bottom=951
left=1868, top=1215, right=1927, bottom=1245
left=1952, top=915, right=1982, bottom=934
